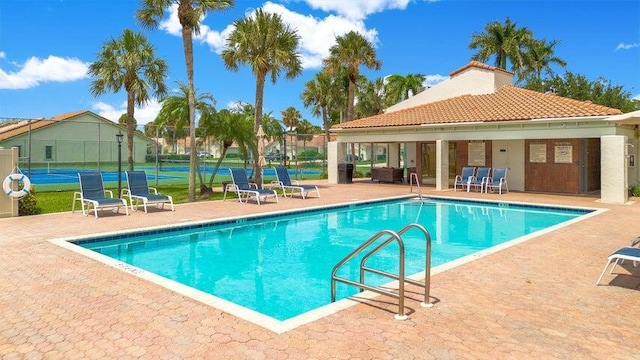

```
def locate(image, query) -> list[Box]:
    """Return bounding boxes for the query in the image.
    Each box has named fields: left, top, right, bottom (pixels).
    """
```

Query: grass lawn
left=32, top=184, right=227, bottom=214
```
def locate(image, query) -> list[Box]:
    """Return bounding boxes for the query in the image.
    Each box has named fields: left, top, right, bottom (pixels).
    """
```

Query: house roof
left=0, top=110, right=94, bottom=141
left=332, top=86, right=623, bottom=130
left=0, top=110, right=128, bottom=142
left=448, top=60, right=513, bottom=77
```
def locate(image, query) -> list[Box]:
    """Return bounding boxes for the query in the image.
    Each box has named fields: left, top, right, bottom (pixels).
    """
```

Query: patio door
left=420, top=142, right=456, bottom=185
left=491, top=140, right=524, bottom=191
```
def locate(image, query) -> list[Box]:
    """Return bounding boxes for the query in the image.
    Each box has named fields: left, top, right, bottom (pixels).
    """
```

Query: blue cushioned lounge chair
left=72, top=172, right=129, bottom=218
left=485, top=167, right=508, bottom=194
left=123, top=171, right=174, bottom=213
left=273, top=166, right=320, bottom=199
left=596, top=245, right=640, bottom=285
left=454, top=166, right=476, bottom=191
left=223, top=168, right=278, bottom=205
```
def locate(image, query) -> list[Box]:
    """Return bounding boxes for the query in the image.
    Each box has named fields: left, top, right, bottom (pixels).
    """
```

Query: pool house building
left=327, top=61, right=640, bottom=204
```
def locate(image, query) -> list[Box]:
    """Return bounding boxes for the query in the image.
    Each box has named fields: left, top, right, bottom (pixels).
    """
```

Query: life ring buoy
left=3, top=173, right=31, bottom=199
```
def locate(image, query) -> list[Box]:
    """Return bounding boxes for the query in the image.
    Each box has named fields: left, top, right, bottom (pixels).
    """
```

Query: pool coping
left=49, top=194, right=607, bottom=334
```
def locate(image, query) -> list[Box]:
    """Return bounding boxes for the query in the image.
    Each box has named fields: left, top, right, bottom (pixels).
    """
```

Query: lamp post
left=116, top=131, right=124, bottom=197
left=282, top=126, right=287, bottom=167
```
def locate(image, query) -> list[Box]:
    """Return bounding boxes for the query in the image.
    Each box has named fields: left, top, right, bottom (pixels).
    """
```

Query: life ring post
left=3, top=173, right=32, bottom=199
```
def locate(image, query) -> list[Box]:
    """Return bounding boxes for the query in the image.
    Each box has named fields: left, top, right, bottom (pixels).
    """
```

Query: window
left=45, top=145, right=53, bottom=160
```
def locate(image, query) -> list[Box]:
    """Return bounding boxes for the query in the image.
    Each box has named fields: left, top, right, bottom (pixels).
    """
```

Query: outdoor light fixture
left=116, top=131, right=123, bottom=196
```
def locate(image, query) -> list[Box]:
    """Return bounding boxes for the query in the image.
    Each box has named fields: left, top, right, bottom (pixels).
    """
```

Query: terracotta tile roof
left=449, top=60, right=514, bottom=77
left=0, top=110, right=102, bottom=141
left=332, top=86, right=623, bottom=130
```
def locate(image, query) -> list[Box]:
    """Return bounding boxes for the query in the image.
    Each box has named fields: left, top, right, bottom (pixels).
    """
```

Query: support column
left=327, top=141, right=345, bottom=184
left=388, top=143, right=400, bottom=168
left=601, top=135, right=628, bottom=204
left=435, top=140, right=449, bottom=191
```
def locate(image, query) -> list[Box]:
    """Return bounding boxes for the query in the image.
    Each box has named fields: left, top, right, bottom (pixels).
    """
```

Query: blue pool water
left=77, top=198, right=589, bottom=321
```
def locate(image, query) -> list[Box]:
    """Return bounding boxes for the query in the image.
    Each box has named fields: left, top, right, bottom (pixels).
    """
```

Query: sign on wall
left=554, top=144, right=573, bottom=163
left=529, top=143, right=547, bottom=163
left=468, top=141, right=485, bottom=166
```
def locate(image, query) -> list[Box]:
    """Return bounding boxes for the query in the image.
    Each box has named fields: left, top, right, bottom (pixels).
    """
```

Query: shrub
left=19, top=185, right=40, bottom=216
left=629, top=183, right=640, bottom=197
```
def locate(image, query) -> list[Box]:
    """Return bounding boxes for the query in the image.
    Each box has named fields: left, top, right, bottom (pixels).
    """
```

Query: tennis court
left=26, top=169, right=179, bottom=186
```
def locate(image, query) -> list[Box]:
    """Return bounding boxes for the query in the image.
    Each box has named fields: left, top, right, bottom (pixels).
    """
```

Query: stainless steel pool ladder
left=409, top=172, right=423, bottom=200
left=330, top=223, right=433, bottom=320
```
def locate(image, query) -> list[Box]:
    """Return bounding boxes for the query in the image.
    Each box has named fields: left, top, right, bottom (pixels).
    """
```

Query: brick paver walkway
left=1, top=180, right=639, bottom=359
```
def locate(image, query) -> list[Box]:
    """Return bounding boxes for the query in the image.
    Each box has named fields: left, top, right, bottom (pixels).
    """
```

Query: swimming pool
left=67, top=197, right=592, bottom=331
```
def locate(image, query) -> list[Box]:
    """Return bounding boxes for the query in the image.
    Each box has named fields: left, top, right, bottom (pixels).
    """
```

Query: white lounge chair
left=72, top=172, right=129, bottom=218
left=596, top=246, right=640, bottom=285
left=123, top=171, right=174, bottom=213
left=223, top=167, right=278, bottom=205
left=273, top=166, right=320, bottom=199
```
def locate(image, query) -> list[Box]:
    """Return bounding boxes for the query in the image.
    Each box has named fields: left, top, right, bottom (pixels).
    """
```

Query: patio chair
left=223, top=167, right=278, bottom=205
left=123, top=171, right=174, bottom=213
left=72, top=172, right=129, bottom=218
left=469, top=167, right=491, bottom=193
left=485, top=168, right=509, bottom=194
left=273, top=166, right=320, bottom=199
left=453, top=166, right=476, bottom=191
left=596, top=246, right=640, bottom=285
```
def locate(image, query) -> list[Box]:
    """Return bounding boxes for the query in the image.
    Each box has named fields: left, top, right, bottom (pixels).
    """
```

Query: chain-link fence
left=0, top=117, right=334, bottom=190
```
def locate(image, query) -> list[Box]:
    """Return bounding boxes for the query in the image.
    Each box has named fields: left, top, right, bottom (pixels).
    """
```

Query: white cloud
left=263, top=2, right=378, bottom=69
left=156, top=2, right=379, bottom=70
left=158, top=4, right=183, bottom=36
left=0, top=51, right=6, bottom=59
left=424, top=74, right=448, bottom=87
left=92, top=99, right=162, bottom=125
left=615, top=42, right=640, bottom=51
left=0, top=55, right=89, bottom=89
left=302, top=0, right=412, bottom=20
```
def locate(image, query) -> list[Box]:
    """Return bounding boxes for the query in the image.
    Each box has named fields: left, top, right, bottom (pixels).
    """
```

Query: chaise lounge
left=73, top=172, right=129, bottom=218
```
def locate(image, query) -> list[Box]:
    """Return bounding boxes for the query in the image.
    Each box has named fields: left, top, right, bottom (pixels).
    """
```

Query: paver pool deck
left=1, top=180, right=639, bottom=359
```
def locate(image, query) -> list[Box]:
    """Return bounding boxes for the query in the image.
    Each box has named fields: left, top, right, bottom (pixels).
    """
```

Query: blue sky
left=1, top=0, right=638, bottom=127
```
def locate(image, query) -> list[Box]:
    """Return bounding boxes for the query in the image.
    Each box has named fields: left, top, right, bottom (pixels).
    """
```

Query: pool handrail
left=330, top=222, right=433, bottom=320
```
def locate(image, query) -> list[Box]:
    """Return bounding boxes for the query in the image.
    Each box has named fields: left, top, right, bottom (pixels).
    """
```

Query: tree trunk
left=253, top=73, right=266, bottom=187
left=180, top=9, right=197, bottom=202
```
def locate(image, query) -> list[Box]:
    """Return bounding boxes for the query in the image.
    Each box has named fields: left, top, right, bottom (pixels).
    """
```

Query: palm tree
left=518, top=38, right=566, bottom=82
left=197, top=108, right=254, bottom=194
left=385, top=73, right=425, bottom=105
left=281, top=106, right=301, bottom=131
left=89, top=28, right=168, bottom=171
left=222, top=8, right=302, bottom=186
left=154, top=81, right=216, bottom=190
left=355, top=76, right=386, bottom=118
left=137, top=0, right=234, bottom=202
left=469, top=18, right=533, bottom=72
left=301, top=70, right=340, bottom=143
left=324, top=30, right=381, bottom=173
left=324, top=31, right=382, bottom=123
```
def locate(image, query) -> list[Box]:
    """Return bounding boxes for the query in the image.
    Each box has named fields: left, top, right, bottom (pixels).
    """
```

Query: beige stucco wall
left=385, top=66, right=513, bottom=113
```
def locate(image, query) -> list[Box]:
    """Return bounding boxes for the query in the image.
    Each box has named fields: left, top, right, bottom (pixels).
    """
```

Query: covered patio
left=327, top=62, right=640, bottom=204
